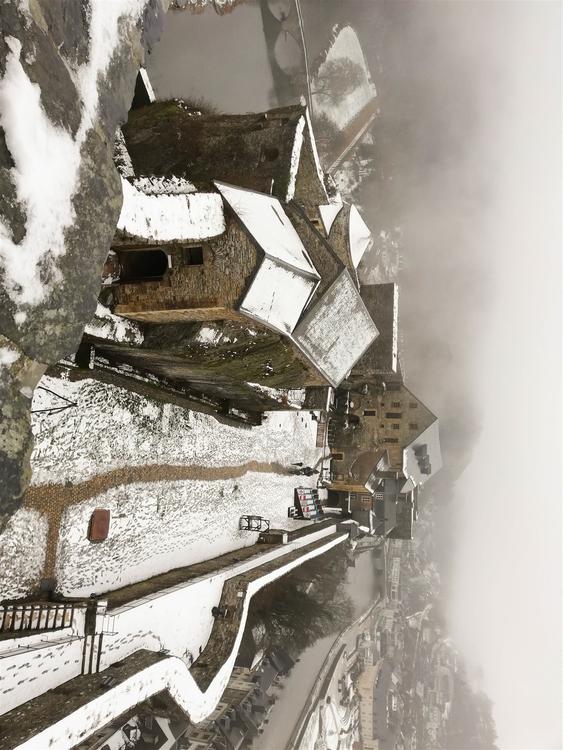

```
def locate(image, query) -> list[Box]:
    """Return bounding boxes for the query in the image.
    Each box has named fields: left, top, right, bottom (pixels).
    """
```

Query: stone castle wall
left=111, top=217, right=258, bottom=322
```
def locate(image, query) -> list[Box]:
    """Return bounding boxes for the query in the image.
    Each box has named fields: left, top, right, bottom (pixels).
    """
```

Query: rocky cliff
left=0, top=0, right=166, bottom=527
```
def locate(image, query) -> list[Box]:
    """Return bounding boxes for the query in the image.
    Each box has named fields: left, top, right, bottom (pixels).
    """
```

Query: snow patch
left=195, top=326, right=223, bottom=345
left=319, top=201, right=343, bottom=235
left=247, top=383, right=305, bottom=408
left=349, top=204, right=373, bottom=268
left=114, top=128, right=135, bottom=178
left=0, top=1, right=146, bottom=309
left=0, top=346, right=19, bottom=366
left=131, top=175, right=197, bottom=195
left=285, top=115, right=305, bottom=202
left=84, top=302, right=144, bottom=344
left=118, top=178, right=225, bottom=241
left=0, top=508, right=47, bottom=599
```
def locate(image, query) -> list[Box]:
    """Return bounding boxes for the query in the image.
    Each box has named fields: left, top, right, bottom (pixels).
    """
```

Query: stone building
left=327, top=368, right=440, bottom=540
left=88, top=101, right=380, bottom=412
left=330, top=379, right=441, bottom=489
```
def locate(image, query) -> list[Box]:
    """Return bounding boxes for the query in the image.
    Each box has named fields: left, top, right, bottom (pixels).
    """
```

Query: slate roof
left=403, top=419, right=442, bottom=486
left=353, top=283, right=399, bottom=376
left=388, top=502, right=414, bottom=540
left=215, top=182, right=320, bottom=334
left=291, top=269, right=379, bottom=387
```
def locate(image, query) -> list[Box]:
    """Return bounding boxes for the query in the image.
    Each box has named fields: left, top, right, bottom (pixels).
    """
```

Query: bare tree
left=312, top=58, right=365, bottom=100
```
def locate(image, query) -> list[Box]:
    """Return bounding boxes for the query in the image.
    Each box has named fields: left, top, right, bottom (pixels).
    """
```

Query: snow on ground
left=312, top=25, right=377, bottom=131
left=30, top=376, right=321, bottom=485
left=0, top=508, right=47, bottom=599
left=56, top=473, right=315, bottom=597
left=0, top=1, right=146, bottom=309
left=21, top=375, right=325, bottom=597
left=248, top=383, right=306, bottom=408
left=84, top=302, right=144, bottom=344
left=195, top=325, right=223, bottom=345
left=118, top=177, right=226, bottom=242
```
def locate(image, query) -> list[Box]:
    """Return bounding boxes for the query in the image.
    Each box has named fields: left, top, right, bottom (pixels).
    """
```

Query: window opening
left=182, top=246, right=204, bottom=265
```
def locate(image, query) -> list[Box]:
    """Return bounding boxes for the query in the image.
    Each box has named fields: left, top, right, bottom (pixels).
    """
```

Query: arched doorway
left=117, top=249, right=169, bottom=283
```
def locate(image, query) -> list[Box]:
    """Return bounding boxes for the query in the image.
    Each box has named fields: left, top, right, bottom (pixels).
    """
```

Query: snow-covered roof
left=240, top=256, right=317, bottom=334
left=118, top=177, right=225, bottom=242
left=215, top=181, right=319, bottom=278
left=319, top=201, right=343, bottom=234
left=349, top=205, right=373, bottom=268
left=403, top=420, right=442, bottom=487
left=292, top=269, right=379, bottom=387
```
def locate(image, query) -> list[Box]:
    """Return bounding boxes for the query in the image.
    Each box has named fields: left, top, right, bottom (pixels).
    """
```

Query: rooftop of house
left=374, top=496, right=398, bottom=535
left=120, top=101, right=327, bottom=205
left=319, top=200, right=343, bottom=235
left=354, top=283, right=399, bottom=375
left=350, top=448, right=389, bottom=489
left=349, top=205, right=374, bottom=269
left=115, top=176, right=226, bottom=244
left=291, top=269, right=379, bottom=387
left=403, top=418, right=442, bottom=486
left=216, top=181, right=320, bottom=334
left=388, top=501, right=415, bottom=541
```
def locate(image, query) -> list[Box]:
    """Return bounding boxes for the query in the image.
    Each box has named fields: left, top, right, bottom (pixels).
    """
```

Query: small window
left=384, top=438, right=399, bottom=444
left=386, top=412, right=402, bottom=419
left=311, top=218, right=321, bottom=228
left=392, top=424, right=400, bottom=430
left=410, top=402, right=418, bottom=409
left=182, top=246, right=204, bottom=266
left=331, top=452, right=344, bottom=460
left=392, top=401, right=401, bottom=408
left=409, top=423, right=419, bottom=431
left=363, top=409, right=376, bottom=416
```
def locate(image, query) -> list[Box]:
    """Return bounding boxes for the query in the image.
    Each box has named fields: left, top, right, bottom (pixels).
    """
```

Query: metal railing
left=0, top=602, right=77, bottom=636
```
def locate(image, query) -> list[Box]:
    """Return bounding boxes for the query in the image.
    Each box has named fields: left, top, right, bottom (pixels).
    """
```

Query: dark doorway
left=118, top=249, right=168, bottom=283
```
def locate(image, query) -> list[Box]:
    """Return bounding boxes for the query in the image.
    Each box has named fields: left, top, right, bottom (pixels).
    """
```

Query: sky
left=356, top=3, right=562, bottom=748
left=147, top=3, right=561, bottom=746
